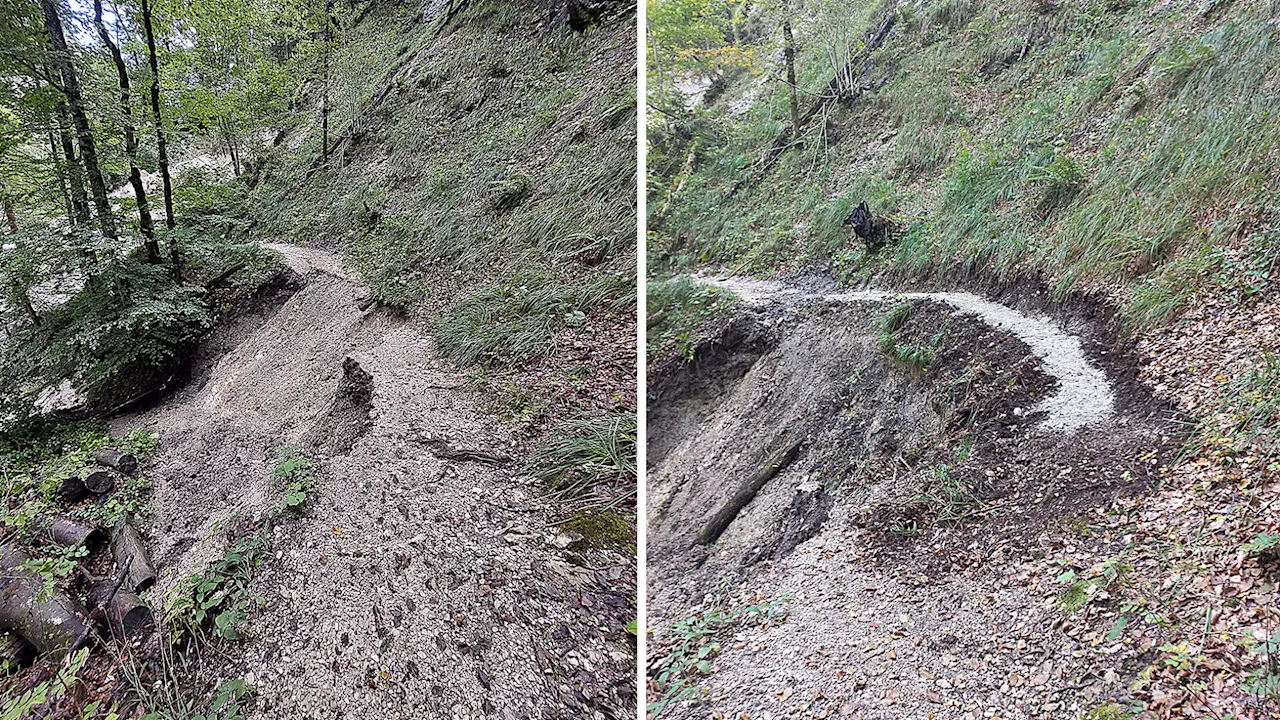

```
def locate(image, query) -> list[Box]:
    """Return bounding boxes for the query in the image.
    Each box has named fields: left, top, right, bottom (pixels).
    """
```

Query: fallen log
left=87, top=580, right=153, bottom=639
left=0, top=630, right=37, bottom=671
left=111, top=521, right=157, bottom=593
left=43, top=518, right=105, bottom=551
left=696, top=441, right=802, bottom=546
left=91, top=448, right=138, bottom=475
left=0, top=543, right=91, bottom=660
left=81, top=466, right=115, bottom=494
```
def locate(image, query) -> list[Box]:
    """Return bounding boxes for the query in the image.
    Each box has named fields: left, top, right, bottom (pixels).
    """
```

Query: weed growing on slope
left=647, top=596, right=791, bottom=716
left=646, top=277, right=738, bottom=364
left=270, top=446, right=315, bottom=515
left=534, top=413, right=637, bottom=501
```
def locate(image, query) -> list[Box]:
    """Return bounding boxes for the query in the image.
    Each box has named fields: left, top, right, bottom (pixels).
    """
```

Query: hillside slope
left=647, top=0, right=1280, bottom=717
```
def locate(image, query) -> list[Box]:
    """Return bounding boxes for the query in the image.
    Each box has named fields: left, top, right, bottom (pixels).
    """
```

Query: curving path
left=703, top=276, right=1115, bottom=433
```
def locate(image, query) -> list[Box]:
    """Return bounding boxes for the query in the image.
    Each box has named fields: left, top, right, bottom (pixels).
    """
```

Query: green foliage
left=1195, top=352, right=1280, bottom=458
left=5, top=260, right=211, bottom=411
left=270, top=446, right=314, bottom=513
left=534, top=413, right=637, bottom=500
left=915, top=463, right=980, bottom=525
left=18, top=544, right=89, bottom=601
left=649, top=0, right=1280, bottom=333
left=1056, top=555, right=1131, bottom=614
left=166, top=527, right=269, bottom=643
left=648, top=596, right=790, bottom=715
left=1243, top=532, right=1280, bottom=557
left=646, top=277, right=736, bottom=363
left=0, top=649, right=117, bottom=720
left=1083, top=702, right=1133, bottom=720
left=436, top=277, right=594, bottom=367
left=0, top=423, right=159, bottom=540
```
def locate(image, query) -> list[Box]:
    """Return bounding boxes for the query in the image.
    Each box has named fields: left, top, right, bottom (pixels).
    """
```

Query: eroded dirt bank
left=113, top=245, right=634, bottom=720
left=647, top=279, right=1176, bottom=719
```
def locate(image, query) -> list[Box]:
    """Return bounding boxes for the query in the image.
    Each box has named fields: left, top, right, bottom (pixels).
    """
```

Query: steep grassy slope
left=650, top=0, right=1279, bottom=331
left=253, top=0, right=637, bottom=369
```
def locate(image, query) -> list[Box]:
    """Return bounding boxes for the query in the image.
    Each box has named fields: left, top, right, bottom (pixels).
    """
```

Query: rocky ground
left=113, top=245, right=635, bottom=719
left=644, top=277, right=1211, bottom=720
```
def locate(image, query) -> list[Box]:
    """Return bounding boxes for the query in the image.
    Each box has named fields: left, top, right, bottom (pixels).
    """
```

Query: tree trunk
left=53, top=99, right=90, bottom=225
left=0, top=543, right=91, bottom=661
left=2, top=194, right=16, bottom=233
left=782, top=1, right=801, bottom=139
left=47, top=127, right=74, bottom=224
left=111, top=520, right=157, bottom=593
left=139, top=0, right=174, bottom=232
left=321, top=0, right=334, bottom=162
left=95, top=0, right=158, bottom=261
left=42, top=0, right=116, bottom=239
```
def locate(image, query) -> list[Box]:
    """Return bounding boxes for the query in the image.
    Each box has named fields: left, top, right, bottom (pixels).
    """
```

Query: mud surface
left=114, top=245, right=634, bottom=720
left=647, top=279, right=1175, bottom=719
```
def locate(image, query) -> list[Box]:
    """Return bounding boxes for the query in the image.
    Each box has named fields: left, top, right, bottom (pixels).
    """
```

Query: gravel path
left=115, top=245, right=633, bottom=720
left=703, top=277, right=1115, bottom=433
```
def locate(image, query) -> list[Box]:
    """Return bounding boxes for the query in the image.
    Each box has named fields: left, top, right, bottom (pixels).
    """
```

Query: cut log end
left=46, top=517, right=105, bottom=552
left=0, top=544, right=91, bottom=660
left=88, top=582, right=154, bottom=639
left=82, top=467, right=116, bottom=494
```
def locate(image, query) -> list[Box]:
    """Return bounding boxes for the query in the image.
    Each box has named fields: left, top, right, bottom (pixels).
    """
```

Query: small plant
left=0, top=649, right=115, bottom=720
left=271, top=446, right=315, bottom=514
left=166, top=527, right=270, bottom=643
left=488, top=172, right=532, bottom=213
left=881, top=328, right=946, bottom=372
left=19, top=544, right=89, bottom=601
left=1056, top=555, right=1132, bottom=614
left=648, top=596, right=791, bottom=715
left=915, top=463, right=981, bottom=525
left=534, top=413, right=637, bottom=500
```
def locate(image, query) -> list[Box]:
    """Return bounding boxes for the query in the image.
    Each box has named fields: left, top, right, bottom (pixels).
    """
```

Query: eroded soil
left=114, top=245, right=635, bottom=720
left=647, top=279, right=1176, bottom=719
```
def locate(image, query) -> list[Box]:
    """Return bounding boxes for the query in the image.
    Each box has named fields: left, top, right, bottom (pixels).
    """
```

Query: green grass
left=249, top=0, right=636, bottom=368
left=533, top=412, right=637, bottom=500
left=646, top=277, right=737, bottom=364
left=649, top=0, right=1280, bottom=326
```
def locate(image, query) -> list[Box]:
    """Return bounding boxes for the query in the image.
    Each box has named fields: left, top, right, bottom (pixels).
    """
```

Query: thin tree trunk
left=2, top=195, right=16, bottom=233
left=139, top=0, right=175, bottom=233
left=321, top=0, right=333, bottom=162
left=782, top=1, right=801, bottom=139
left=52, top=98, right=90, bottom=225
left=47, top=127, right=74, bottom=224
left=94, top=0, right=158, bottom=261
left=42, top=0, right=116, bottom=240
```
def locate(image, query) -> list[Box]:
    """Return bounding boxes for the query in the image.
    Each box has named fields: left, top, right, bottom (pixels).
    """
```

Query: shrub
left=5, top=259, right=211, bottom=412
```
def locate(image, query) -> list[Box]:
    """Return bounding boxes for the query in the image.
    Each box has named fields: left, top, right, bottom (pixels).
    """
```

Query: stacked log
left=0, top=544, right=91, bottom=661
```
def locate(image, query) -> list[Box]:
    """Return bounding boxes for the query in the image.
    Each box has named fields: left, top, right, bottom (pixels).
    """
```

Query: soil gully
left=111, top=244, right=634, bottom=720
left=647, top=277, right=1177, bottom=720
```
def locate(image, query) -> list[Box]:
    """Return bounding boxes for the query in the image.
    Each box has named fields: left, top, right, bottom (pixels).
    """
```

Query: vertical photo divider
left=635, top=1, right=650, bottom=716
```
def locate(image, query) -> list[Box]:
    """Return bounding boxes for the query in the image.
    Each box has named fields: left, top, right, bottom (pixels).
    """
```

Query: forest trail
left=702, top=276, right=1115, bottom=433
left=649, top=278, right=1171, bottom=719
left=112, top=244, right=632, bottom=720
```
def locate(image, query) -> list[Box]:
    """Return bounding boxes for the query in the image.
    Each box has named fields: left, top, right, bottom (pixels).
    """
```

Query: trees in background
left=0, top=0, right=334, bottom=417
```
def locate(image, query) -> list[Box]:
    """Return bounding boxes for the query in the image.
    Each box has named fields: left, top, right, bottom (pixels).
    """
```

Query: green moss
left=561, top=510, right=636, bottom=553
left=1083, top=702, right=1133, bottom=720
